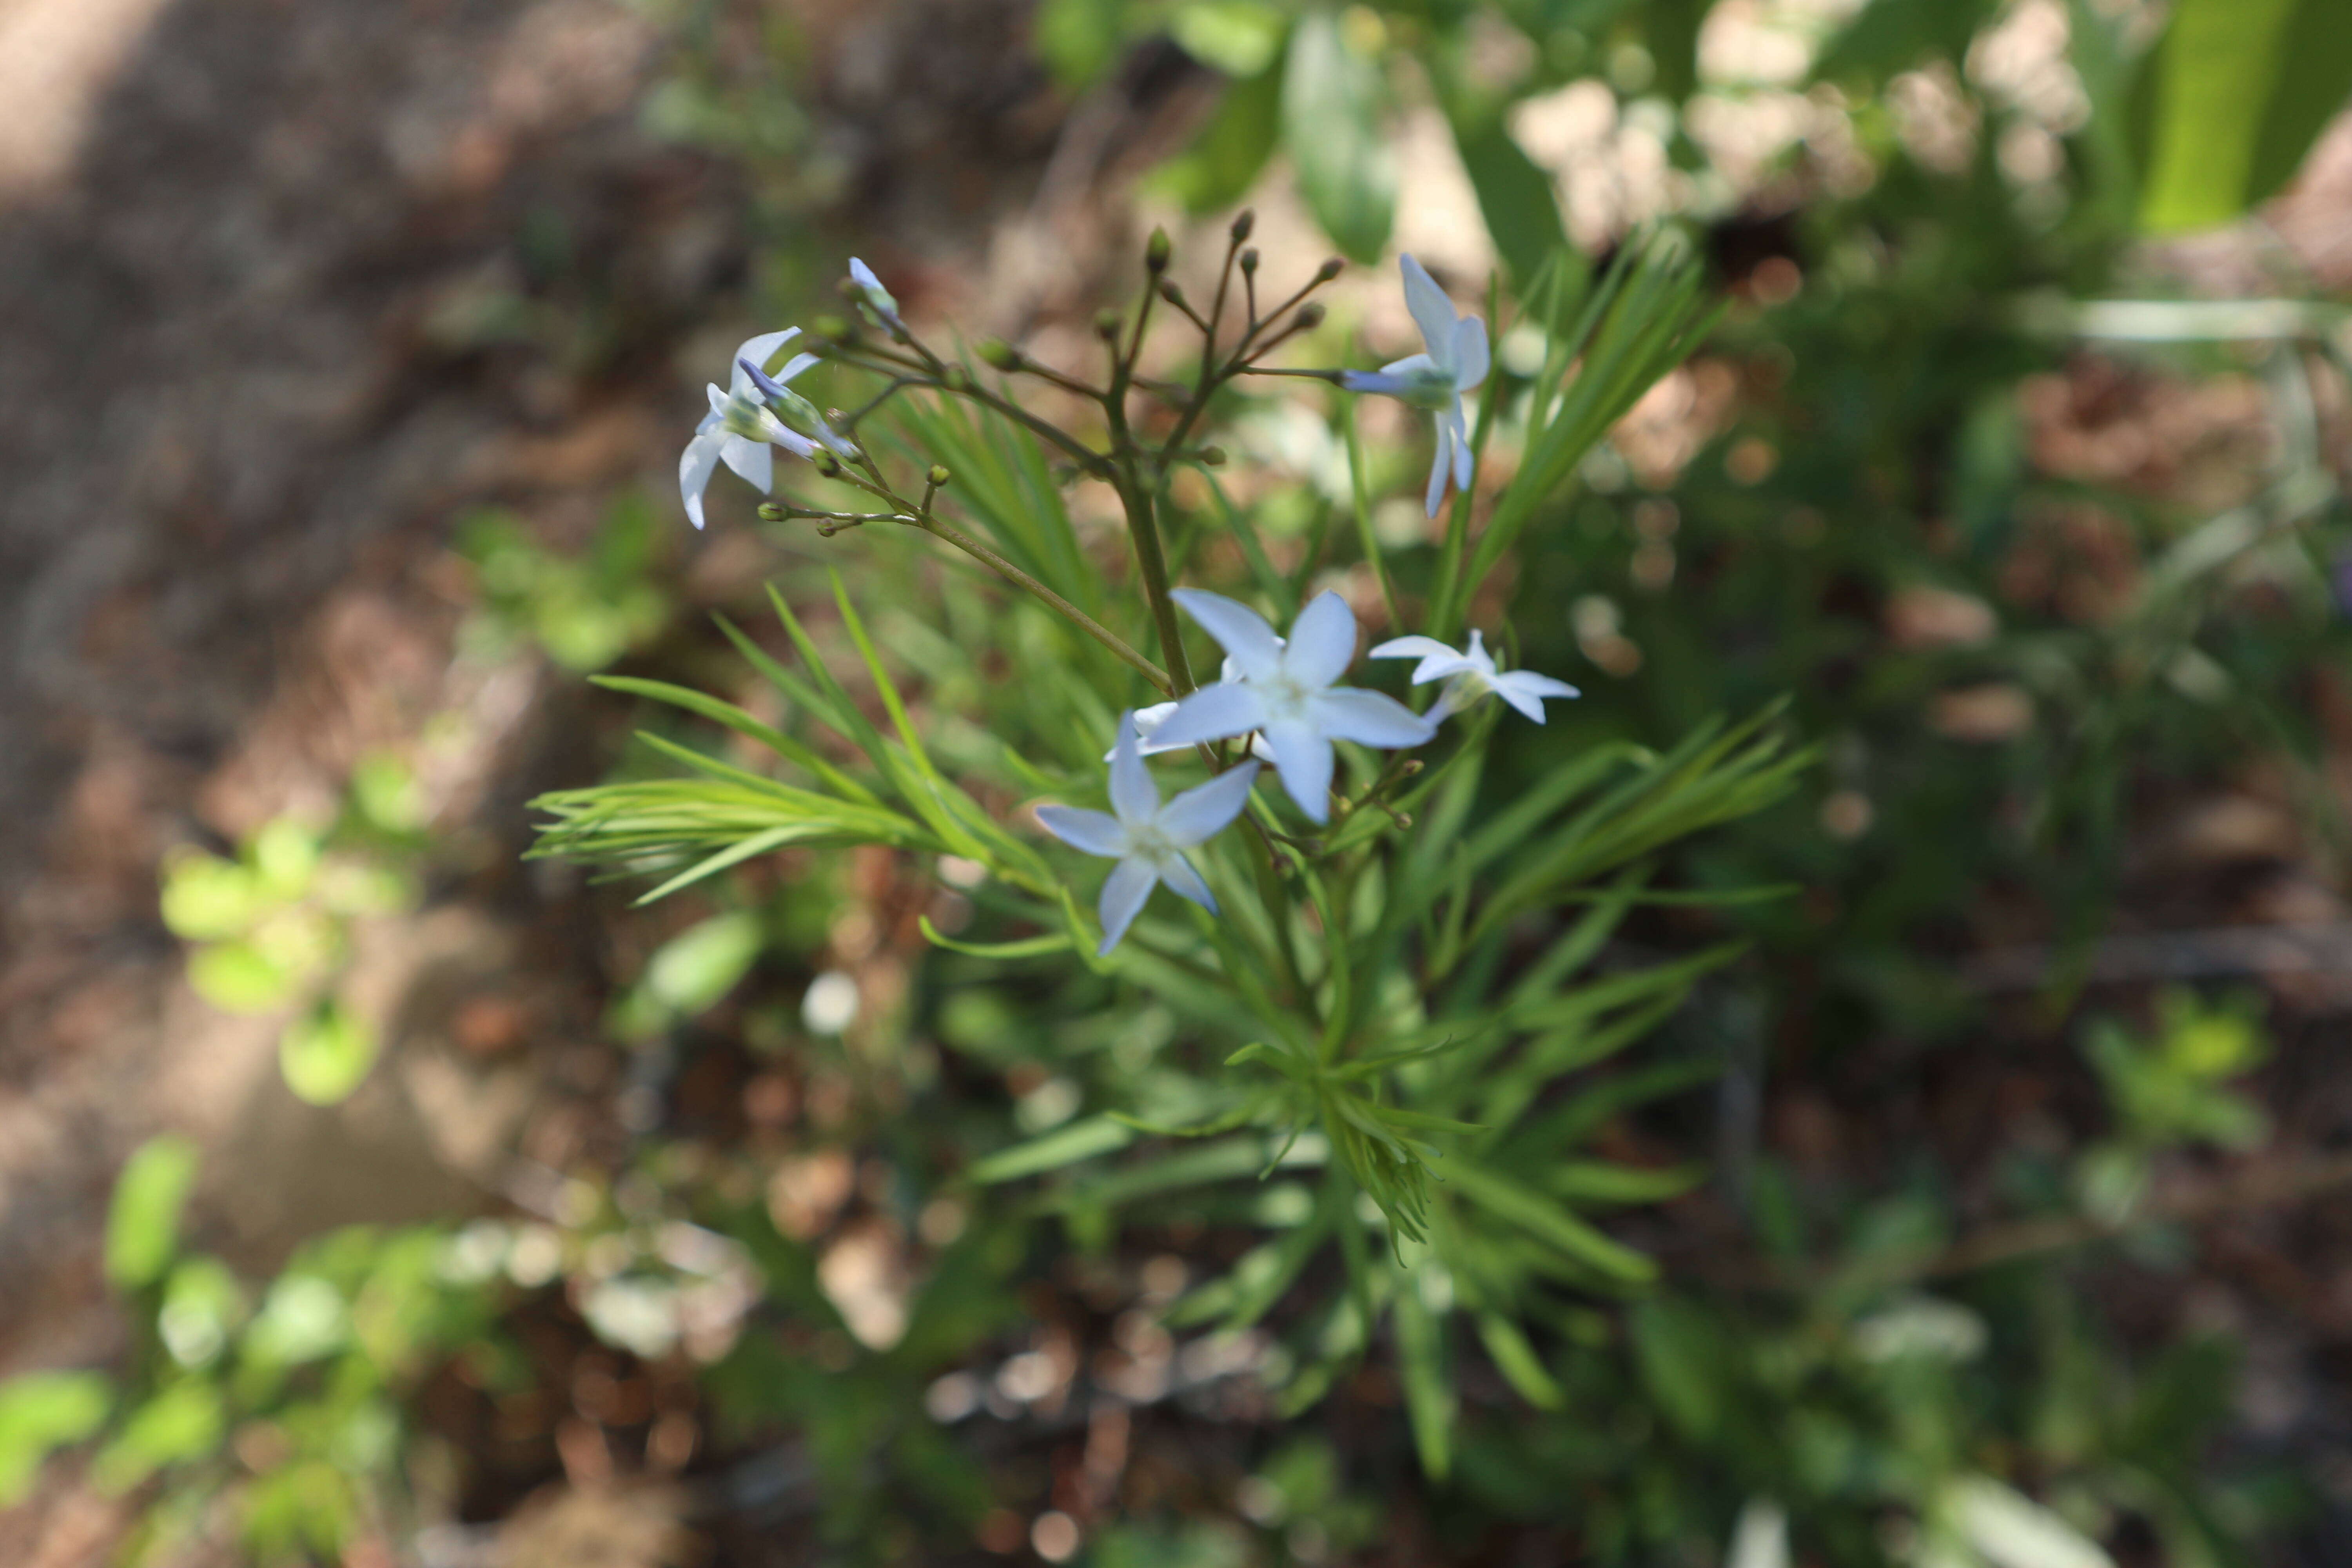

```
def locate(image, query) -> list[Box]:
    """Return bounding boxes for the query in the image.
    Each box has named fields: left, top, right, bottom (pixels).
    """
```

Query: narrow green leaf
left=965, top=1116, right=1134, bottom=1185
left=1392, top=1275, right=1455, bottom=1479
left=917, top=916, right=1072, bottom=960
left=1448, top=1160, right=1658, bottom=1283
left=1476, top=1311, right=1566, bottom=1410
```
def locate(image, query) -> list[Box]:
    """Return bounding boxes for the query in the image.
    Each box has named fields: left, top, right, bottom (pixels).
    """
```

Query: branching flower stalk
left=558, top=220, right=1800, bottom=1478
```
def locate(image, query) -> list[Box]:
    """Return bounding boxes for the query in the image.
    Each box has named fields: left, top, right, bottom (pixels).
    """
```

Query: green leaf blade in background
left=1448, top=112, right=1572, bottom=290
left=278, top=996, right=381, bottom=1107
left=1153, top=65, right=1284, bottom=215
left=105, top=1135, right=200, bottom=1292
left=1283, top=9, right=1397, bottom=264
left=2138, top=0, right=2352, bottom=232
left=0, top=1371, right=113, bottom=1506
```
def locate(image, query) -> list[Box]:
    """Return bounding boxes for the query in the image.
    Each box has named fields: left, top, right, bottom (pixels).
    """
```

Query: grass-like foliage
left=533, top=225, right=1803, bottom=1474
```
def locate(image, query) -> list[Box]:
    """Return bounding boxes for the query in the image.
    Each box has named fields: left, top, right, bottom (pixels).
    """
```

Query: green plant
left=159, top=765, right=426, bottom=1107
left=534, top=227, right=1804, bottom=1481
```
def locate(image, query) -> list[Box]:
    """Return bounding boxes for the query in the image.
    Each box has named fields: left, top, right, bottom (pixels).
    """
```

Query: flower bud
left=1156, top=279, right=1187, bottom=307
left=1240, top=248, right=1260, bottom=276
left=811, top=314, right=852, bottom=344
left=927, top=465, right=953, bottom=488
left=1145, top=226, right=1171, bottom=273
left=977, top=339, right=1023, bottom=371
left=1093, top=308, right=1124, bottom=341
left=813, top=451, right=841, bottom=477
left=1230, top=209, right=1255, bottom=243
left=941, top=365, right=971, bottom=391
left=1294, top=303, right=1326, bottom=330
left=1316, top=258, right=1344, bottom=282
left=1198, top=446, right=1226, bottom=467
left=757, top=502, right=787, bottom=521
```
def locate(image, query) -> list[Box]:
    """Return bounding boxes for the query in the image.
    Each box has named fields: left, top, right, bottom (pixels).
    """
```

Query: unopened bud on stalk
left=1240, top=248, right=1260, bottom=276
left=812, top=314, right=852, bottom=344
left=977, top=339, right=1023, bottom=371
left=927, top=465, right=953, bottom=488
left=942, top=365, right=971, bottom=391
left=1230, top=209, right=1255, bottom=243
left=1316, top=258, right=1344, bottom=282
left=1156, top=279, right=1187, bottom=307
left=813, top=451, right=841, bottom=477
left=1145, top=227, right=1172, bottom=273
left=1198, top=446, right=1226, bottom=467
left=1400, top=759, right=1424, bottom=776
left=1294, top=303, right=1326, bottom=330
left=1093, top=308, right=1124, bottom=341
left=757, top=502, right=787, bottom=521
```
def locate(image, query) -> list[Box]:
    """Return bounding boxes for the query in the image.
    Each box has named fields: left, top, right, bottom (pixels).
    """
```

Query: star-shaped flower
left=1370, top=630, right=1580, bottom=723
left=1036, top=713, right=1261, bottom=955
left=681, top=329, right=822, bottom=531
left=1146, top=590, right=1436, bottom=824
left=848, top=258, right=904, bottom=335
left=1336, top=254, right=1490, bottom=517
left=1117, top=655, right=1275, bottom=763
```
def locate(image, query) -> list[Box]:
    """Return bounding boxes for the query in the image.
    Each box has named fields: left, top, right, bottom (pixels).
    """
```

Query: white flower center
left=1126, top=822, right=1176, bottom=865
left=1254, top=672, right=1314, bottom=728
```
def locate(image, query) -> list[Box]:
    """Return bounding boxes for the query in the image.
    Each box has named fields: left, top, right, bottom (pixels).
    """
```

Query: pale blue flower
left=1147, top=590, right=1435, bottom=824
left=1370, top=630, right=1580, bottom=723
left=680, top=329, right=820, bottom=530
left=1036, top=712, right=1261, bottom=955
left=1336, top=254, right=1490, bottom=516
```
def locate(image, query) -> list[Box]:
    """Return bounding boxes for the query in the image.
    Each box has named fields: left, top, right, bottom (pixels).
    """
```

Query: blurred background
left=3, top=0, right=2351, bottom=1563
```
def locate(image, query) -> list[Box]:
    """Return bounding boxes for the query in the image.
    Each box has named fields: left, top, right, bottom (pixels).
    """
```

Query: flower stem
left=1104, top=317, right=1196, bottom=695
left=915, top=511, right=1172, bottom=695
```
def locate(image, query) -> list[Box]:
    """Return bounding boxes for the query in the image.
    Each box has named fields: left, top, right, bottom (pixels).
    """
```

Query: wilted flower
left=1148, top=590, right=1434, bottom=824
left=1337, top=255, right=1490, bottom=516
left=681, top=329, right=823, bottom=531
left=1037, top=713, right=1261, bottom=955
left=1370, top=630, right=1580, bottom=723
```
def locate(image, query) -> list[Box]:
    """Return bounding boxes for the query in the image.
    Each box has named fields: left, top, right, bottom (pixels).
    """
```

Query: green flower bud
left=1240, top=248, right=1260, bottom=275
left=1093, top=308, right=1124, bottom=341
left=1294, top=303, right=1326, bottom=330
left=1156, top=279, right=1187, bottom=307
left=1230, top=209, right=1255, bottom=243
left=812, top=314, right=852, bottom=343
left=1198, top=446, right=1226, bottom=467
left=927, top=465, right=953, bottom=488
left=977, top=339, right=1023, bottom=370
left=942, top=365, right=971, bottom=391
left=1316, top=258, right=1344, bottom=282
left=813, top=451, right=841, bottom=477
left=1145, top=226, right=1172, bottom=272
left=757, top=502, right=787, bottom=521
